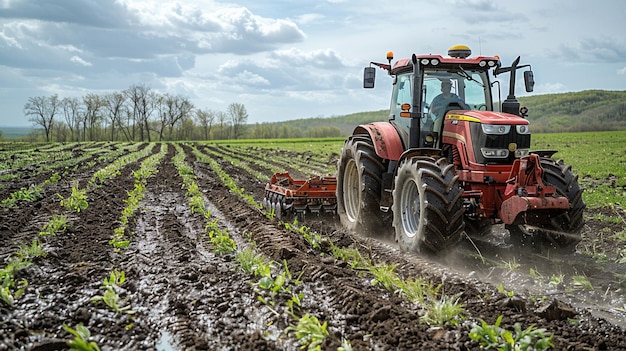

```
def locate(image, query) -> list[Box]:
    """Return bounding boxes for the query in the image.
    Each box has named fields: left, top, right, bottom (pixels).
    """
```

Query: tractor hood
left=446, top=110, right=529, bottom=125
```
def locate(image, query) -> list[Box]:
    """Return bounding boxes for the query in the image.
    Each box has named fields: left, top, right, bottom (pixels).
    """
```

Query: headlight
left=516, top=125, right=530, bottom=134
left=481, top=148, right=509, bottom=158
left=515, top=149, right=530, bottom=158
left=420, top=58, right=430, bottom=65
left=482, top=124, right=510, bottom=135
left=430, top=58, right=439, bottom=65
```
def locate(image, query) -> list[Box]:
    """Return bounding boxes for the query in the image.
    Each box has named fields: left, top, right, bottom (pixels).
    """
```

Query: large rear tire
left=336, top=135, right=387, bottom=236
left=506, top=157, right=585, bottom=252
left=392, top=157, right=465, bottom=254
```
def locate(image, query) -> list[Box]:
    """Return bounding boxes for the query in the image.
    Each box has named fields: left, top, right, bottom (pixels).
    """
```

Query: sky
left=0, top=0, right=625, bottom=127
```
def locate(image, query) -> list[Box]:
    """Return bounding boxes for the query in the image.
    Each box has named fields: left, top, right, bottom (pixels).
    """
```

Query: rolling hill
left=268, top=89, right=626, bottom=135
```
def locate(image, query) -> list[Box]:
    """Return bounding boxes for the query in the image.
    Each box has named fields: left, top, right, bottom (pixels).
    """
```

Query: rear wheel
left=392, top=157, right=465, bottom=254
left=336, top=135, right=387, bottom=236
left=506, top=157, right=585, bottom=252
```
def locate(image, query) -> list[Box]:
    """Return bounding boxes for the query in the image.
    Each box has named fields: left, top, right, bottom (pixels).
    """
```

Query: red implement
left=263, top=172, right=337, bottom=218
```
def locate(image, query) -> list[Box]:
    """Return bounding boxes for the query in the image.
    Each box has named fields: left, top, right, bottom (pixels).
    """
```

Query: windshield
left=423, top=68, right=491, bottom=118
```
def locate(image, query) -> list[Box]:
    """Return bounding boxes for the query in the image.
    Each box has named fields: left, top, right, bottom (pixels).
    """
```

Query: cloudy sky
left=1, top=0, right=625, bottom=127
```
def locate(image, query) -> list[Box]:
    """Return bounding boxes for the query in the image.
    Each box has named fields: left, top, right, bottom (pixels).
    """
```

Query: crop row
left=187, top=144, right=351, bottom=349
left=1, top=143, right=164, bottom=349
left=203, top=142, right=557, bottom=350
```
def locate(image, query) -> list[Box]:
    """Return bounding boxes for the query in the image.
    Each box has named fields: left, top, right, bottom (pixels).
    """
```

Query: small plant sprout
left=572, top=275, right=594, bottom=290
left=285, top=313, right=329, bottom=351
left=235, top=246, right=267, bottom=275
left=469, top=315, right=554, bottom=351
left=63, top=323, right=101, bottom=351
left=549, top=274, right=565, bottom=288
left=421, top=294, right=465, bottom=326
left=369, top=263, right=401, bottom=292
left=17, top=239, right=47, bottom=259
left=338, top=338, right=353, bottom=351
left=498, top=283, right=515, bottom=298
left=529, top=268, right=543, bottom=280
left=90, top=269, right=134, bottom=314
left=39, top=214, right=68, bottom=236
left=500, top=257, right=520, bottom=271
left=398, top=278, right=439, bottom=304
left=59, top=185, right=89, bottom=212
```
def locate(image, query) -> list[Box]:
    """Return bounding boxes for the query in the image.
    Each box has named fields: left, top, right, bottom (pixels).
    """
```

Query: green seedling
left=235, top=246, right=267, bottom=275
left=285, top=313, right=329, bottom=351
left=500, top=257, right=520, bottom=271
left=2, top=185, right=43, bottom=208
left=209, top=230, right=237, bottom=254
left=421, top=294, right=465, bottom=326
left=469, top=315, right=554, bottom=351
left=498, top=283, right=515, bottom=297
left=529, top=268, right=543, bottom=280
left=398, top=278, right=439, bottom=304
left=0, top=261, right=29, bottom=306
left=63, top=323, right=101, bottom=351
left=549, top=274, right=564, bottom=288
left=48, top=172, right=61, bottom=184
left=59, top=185, right=88, bottom=212
left=17, top=239, right=46, bottom=259
left=369, top=263, right=401, bottom=292
left=338, top=338, right=353, bottom=351
left=572, top=275, right=594, bottom=290
left=40, top=214, right=68, bottom=236
left=331, top=245, right=370, bottom=270
left=91, top=269, right=134, bottom=314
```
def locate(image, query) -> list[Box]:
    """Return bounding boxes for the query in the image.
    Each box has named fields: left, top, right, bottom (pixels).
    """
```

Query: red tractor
left=266, top=45, right=585, bottom=255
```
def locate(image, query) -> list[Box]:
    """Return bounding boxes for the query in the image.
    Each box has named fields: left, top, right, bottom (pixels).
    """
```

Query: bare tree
left=61, top=97, right=82, bottom=142
left=154, top=93, right=168, bottom=141
left=82, top=93, right=104, bottom=141
left=227, top=102, right=248, bottom=139
left=195, top=108, right=216, bottom=140
left=103, top=92, right=126, bottom=141
left=24, top=95, right=59, bottom=142
left=168, top=95, right=194, bottom=140
left=217, top=111, right=229, bottom=139
left=125, top=84, right=154, bottom=141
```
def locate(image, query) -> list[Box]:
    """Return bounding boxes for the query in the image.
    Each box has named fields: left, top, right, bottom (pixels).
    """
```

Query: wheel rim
left=400, top=177, right=420, bottom=238
left=343, top=159, right=360, bottom=222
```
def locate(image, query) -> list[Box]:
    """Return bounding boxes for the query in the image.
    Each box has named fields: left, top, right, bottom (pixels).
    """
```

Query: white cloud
left=294, top=14, right=325, bottom=25
left=70, top=55, right=92, bottom=67
left=234, top=71, right=270, bottom=86
left=271, top=48, right=348, bottom=69
left=619, top=67, right=626, bottom=75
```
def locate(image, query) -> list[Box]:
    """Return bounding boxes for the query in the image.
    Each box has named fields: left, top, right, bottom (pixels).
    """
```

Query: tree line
left=23, top=84, right=253, bottom=142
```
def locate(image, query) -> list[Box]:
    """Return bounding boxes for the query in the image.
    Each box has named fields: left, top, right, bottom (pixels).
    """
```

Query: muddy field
left=1, top=142, right=625, bottom=350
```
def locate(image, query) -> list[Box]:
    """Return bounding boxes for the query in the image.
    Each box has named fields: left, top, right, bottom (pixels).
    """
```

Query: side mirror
left=363, top=67, right=376, bottom=89
left=524, top=70, right=534, bottom=92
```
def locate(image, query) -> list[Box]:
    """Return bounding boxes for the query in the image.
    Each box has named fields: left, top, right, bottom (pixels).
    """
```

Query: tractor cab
left=364, top=45, right=534, bottom=150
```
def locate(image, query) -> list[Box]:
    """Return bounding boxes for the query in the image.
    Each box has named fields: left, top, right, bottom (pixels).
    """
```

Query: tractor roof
left=388, top=45, right=500, bottom=75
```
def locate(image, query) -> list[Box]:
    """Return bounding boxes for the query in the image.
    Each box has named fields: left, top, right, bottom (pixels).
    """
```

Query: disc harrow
left=262, top=172, right=337, bottom=219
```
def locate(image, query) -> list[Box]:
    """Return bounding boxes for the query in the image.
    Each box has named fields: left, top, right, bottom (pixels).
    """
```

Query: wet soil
left=1, top=142, right=625, bottom=350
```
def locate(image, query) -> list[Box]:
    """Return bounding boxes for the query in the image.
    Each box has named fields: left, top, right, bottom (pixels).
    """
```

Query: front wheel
left=336, top=135, right=387, bottom=237
left=392, top=157, right=465, bottom=255
left=506, top=157, right=585, bottom=252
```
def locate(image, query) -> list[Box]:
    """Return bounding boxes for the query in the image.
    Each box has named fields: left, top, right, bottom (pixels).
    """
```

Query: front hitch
left=499, top=154, right=569, bottom=224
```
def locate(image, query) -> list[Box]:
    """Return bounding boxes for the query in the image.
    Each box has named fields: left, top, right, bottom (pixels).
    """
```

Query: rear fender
left=352, top=122, right=404, bottom=161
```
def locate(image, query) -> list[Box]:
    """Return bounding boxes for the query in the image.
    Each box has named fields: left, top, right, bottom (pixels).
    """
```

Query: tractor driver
left=429, top=80, right=469, bottom=118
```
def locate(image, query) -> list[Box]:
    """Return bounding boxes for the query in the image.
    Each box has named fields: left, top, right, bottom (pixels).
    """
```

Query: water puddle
left=156, top=331, right=179, bottom=351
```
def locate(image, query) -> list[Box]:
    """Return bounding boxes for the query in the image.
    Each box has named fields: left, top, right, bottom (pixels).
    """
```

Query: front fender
left=352, top=122, right=404, bottom=161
